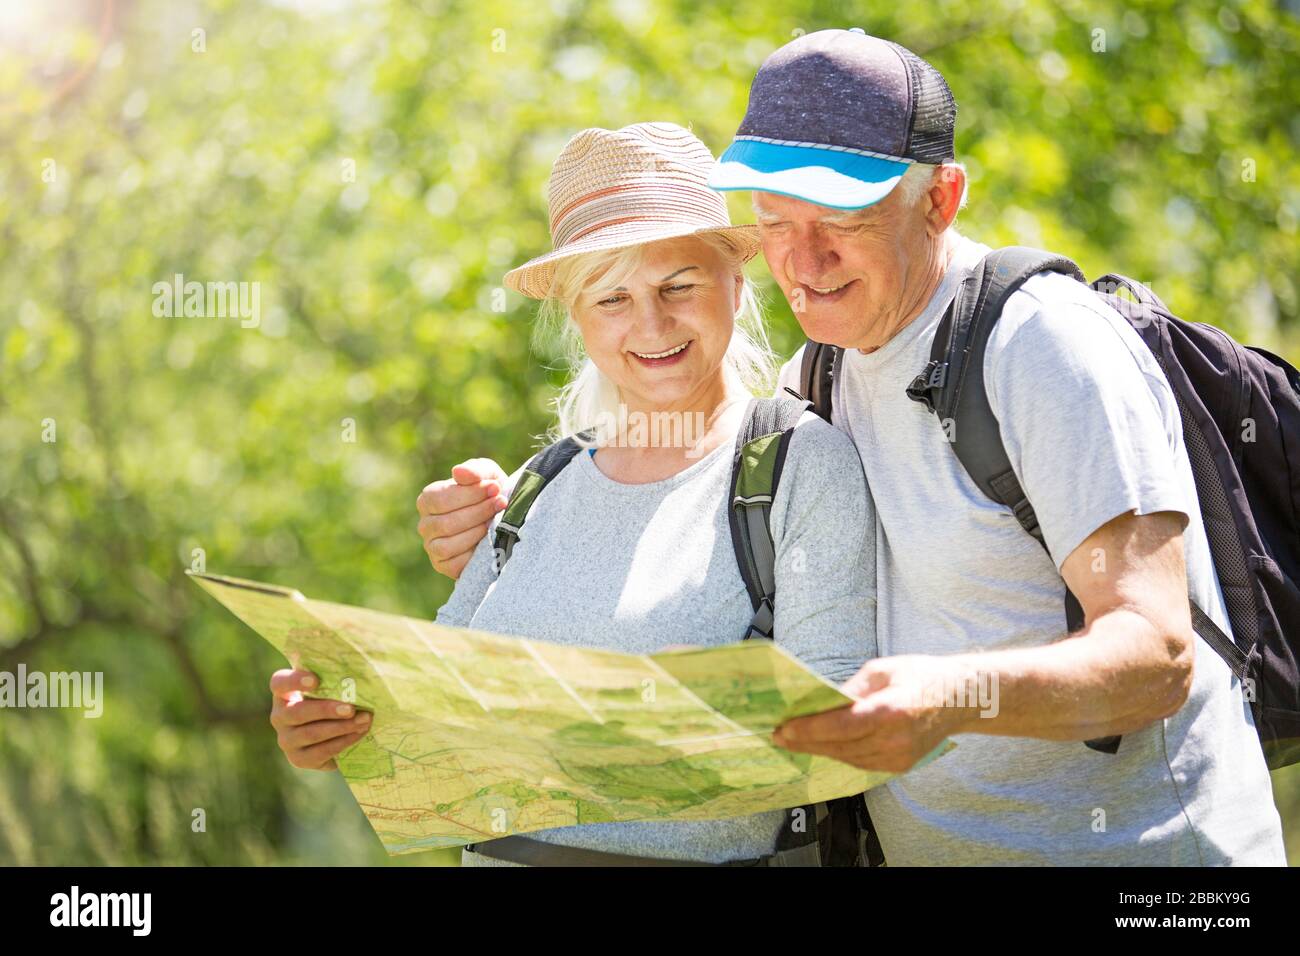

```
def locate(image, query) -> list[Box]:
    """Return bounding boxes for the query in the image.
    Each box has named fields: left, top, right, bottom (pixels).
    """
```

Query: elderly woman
left=269, top=123, right=877, bottom=866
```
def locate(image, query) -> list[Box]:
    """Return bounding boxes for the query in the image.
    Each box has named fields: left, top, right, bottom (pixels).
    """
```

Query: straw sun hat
left=503, top=122, right=763, bottom=299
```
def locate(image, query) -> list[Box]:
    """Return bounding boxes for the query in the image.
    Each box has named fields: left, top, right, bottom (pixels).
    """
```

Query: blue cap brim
left=707, top=139, right=910, bottom=210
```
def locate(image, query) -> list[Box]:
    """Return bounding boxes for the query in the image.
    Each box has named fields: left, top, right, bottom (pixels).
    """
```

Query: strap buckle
left=905, top=360, right=947, bottom=412
left=743, top=596, right=775, bottom=641
left=492, top=523, right=521, bottom=574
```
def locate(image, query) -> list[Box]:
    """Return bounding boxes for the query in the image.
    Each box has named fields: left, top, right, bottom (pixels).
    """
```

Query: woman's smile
left=629, top=340, right=692, bottom=367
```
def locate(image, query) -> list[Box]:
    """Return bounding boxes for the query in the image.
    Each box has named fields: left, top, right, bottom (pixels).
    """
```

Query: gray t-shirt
left=778, top=233, right=1286, bottom=865
left=436, top=412, right=877, bottom=865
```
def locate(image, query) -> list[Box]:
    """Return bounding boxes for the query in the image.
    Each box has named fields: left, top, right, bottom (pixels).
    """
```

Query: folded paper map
left=189, top=570, right=952, bottom=856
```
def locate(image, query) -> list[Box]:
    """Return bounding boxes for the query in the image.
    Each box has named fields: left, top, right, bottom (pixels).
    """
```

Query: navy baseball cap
left=709, top=29, right=956, bottom=209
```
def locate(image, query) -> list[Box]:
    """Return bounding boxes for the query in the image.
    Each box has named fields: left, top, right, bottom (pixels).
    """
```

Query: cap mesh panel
left=890, top=42, right=956, bottom=163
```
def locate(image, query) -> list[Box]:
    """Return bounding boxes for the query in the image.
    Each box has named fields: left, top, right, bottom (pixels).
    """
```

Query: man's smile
left=797, top=279, right=858, bottom=303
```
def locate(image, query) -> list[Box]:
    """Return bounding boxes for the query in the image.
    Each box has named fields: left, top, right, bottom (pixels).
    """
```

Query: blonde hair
left=532, top=233, right=777, bottom=443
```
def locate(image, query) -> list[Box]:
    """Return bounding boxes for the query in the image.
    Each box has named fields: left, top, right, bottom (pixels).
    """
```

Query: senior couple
left=272, top=29, right=1286, bottom=865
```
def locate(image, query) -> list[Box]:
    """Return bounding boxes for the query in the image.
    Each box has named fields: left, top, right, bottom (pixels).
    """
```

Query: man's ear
left=925, top=165, right=966, bottom=235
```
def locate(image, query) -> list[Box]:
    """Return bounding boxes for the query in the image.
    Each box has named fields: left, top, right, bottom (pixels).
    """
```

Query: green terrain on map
left=190, top=570, right=942, bottom=855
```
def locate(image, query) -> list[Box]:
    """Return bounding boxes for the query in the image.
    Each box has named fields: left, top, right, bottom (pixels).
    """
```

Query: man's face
left=753, top=185, right=928, bottom=351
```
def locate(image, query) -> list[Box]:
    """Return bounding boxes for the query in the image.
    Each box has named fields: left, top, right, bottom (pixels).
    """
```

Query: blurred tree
left=1, top=0, right=1297, bottom=864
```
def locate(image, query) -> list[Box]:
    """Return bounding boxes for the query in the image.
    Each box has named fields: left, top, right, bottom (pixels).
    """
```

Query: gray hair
left=895, top=161, right=969, bottom=210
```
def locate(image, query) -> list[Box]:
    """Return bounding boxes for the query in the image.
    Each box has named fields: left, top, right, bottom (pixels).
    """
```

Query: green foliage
left=0, top=0, right=1296, bottom=864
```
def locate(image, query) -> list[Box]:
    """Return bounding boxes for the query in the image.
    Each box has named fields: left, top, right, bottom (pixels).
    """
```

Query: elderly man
left=418, top=29, right=1285, bottom=865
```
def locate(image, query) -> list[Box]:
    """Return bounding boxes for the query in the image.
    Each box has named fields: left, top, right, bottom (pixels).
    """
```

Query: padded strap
left=728, top=396, right=879, bottom=864
left=492, top=432, right=590, bottom=572
left=908, top=248, right=1251, bottom=757
left=924, top=248, right=1090, bottom=617
left=906, top=246, right=1086, bottom=467
left=728, top=396, right=810, bottom=641
left=906, top=248, right=1127, bottom=754
left=798, top=340, right=841, bottom=423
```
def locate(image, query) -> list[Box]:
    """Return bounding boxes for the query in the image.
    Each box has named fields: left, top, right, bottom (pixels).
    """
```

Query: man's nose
left=788, top=231, right=839, bottom=283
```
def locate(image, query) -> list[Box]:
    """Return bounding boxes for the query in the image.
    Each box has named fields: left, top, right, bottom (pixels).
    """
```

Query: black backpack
left=493, top=396, right=883, bottom=865
left=799, top=246, right=1300, bottom=769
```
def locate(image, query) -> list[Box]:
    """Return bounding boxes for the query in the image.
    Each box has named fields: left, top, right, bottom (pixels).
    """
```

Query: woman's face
left=569, top=236, right=742, bottom=412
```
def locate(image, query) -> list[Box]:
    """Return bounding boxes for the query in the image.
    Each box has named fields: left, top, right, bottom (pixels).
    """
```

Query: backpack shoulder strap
left=492, top=432, right=590, bottom=572
left=906, top=247, right=1085, bottom=532
left=909, top=249, right=1246, bottom=755
left=730, top=395, right=886, bottom=866
left=905, top=247, right=1126, bottom=754
left=798, top=341, right=842, bottom=422
left=728, top=395, right=811, bottom=641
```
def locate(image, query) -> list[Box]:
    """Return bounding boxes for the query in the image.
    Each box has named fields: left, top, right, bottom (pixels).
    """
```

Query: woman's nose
left=630, top=297, right=674, bottom=338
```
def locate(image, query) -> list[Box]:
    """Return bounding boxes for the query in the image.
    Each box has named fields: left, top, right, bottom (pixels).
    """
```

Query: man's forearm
left=941, top=607, right=1194, bottom=741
